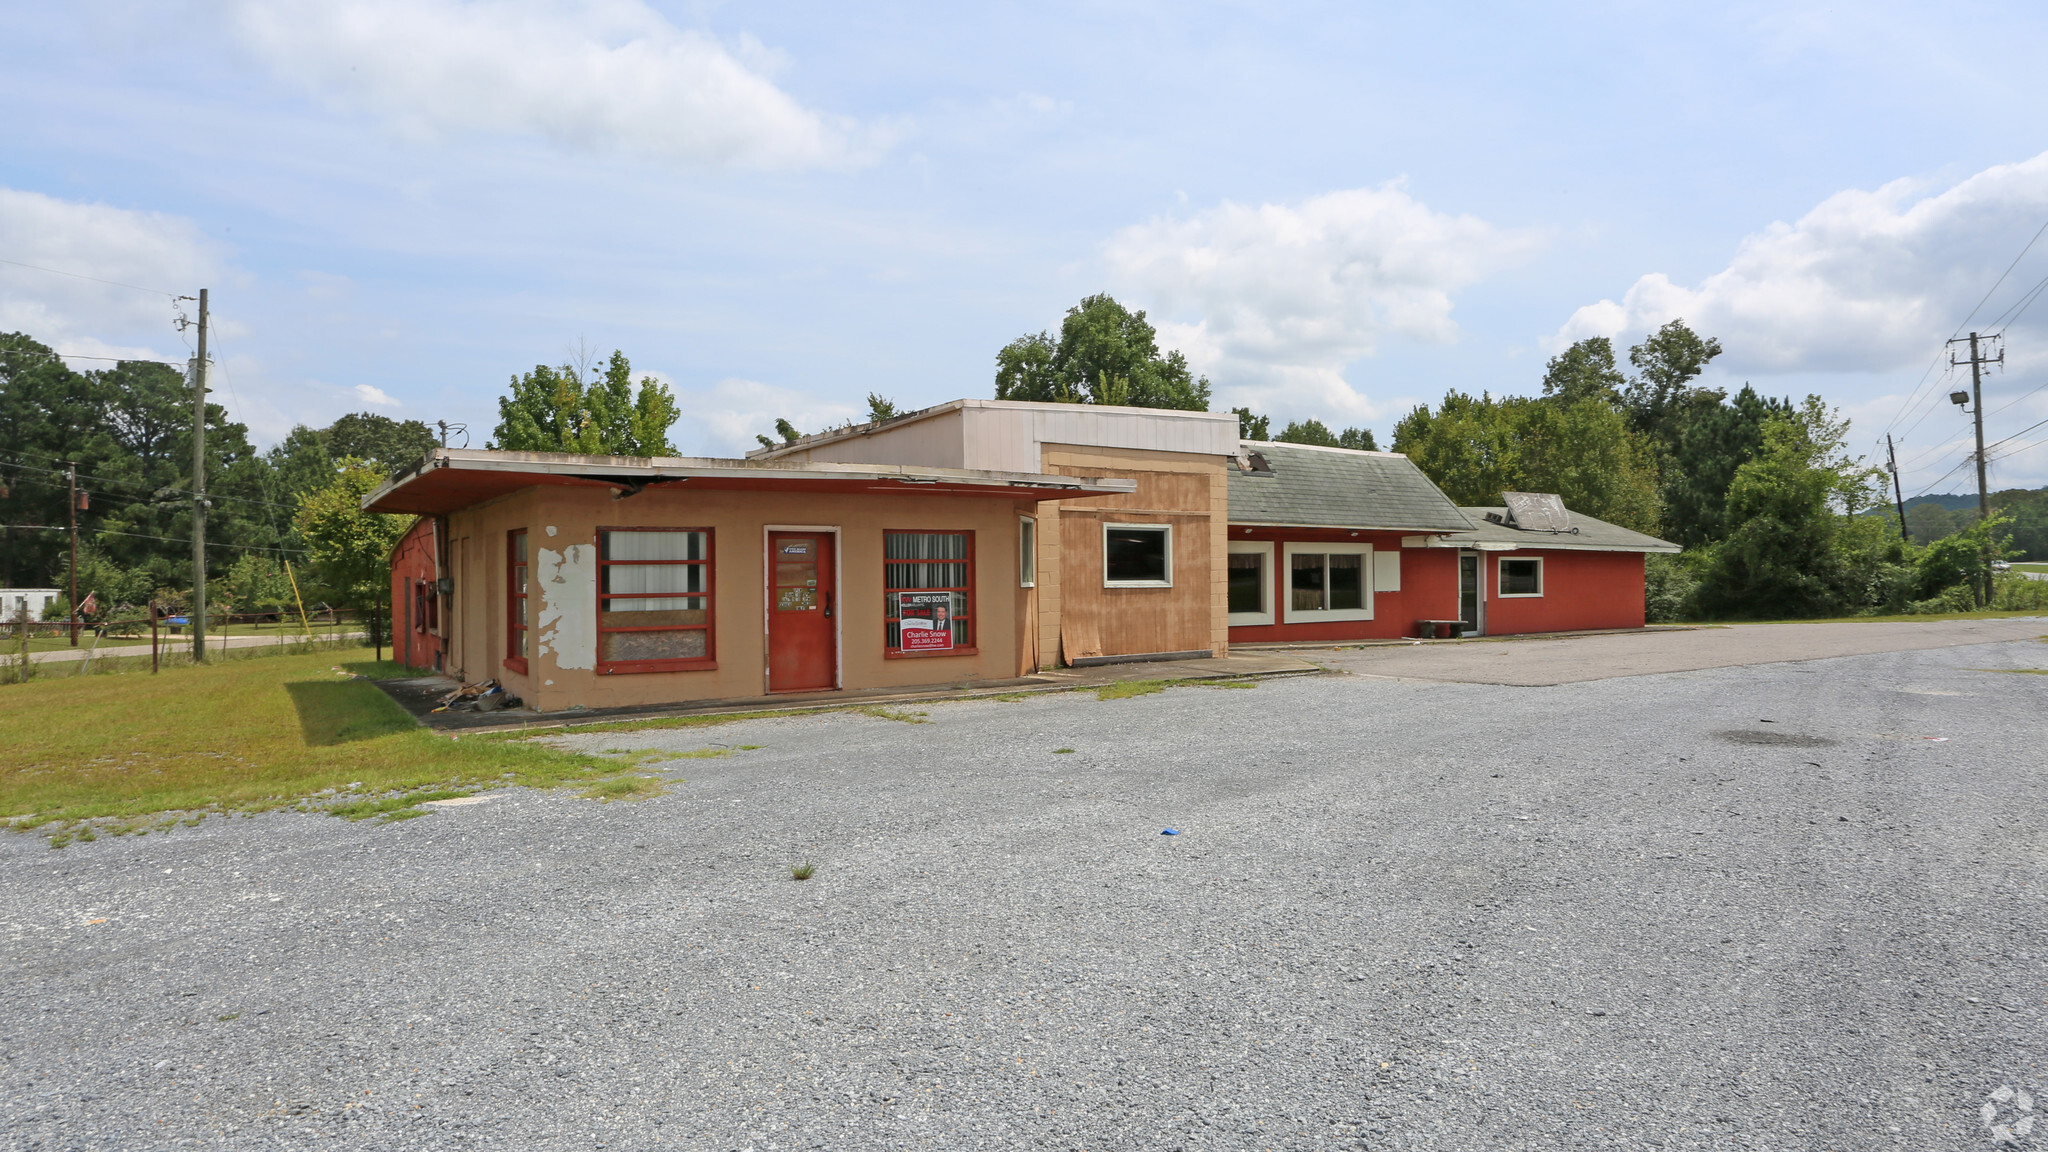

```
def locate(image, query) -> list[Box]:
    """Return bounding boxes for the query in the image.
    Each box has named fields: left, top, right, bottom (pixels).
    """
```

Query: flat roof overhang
left=362, top=449, right=1137, bottom=515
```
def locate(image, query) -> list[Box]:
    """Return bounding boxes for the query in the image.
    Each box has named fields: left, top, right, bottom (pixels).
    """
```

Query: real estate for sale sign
left=896, top=591, right=954, bottom=651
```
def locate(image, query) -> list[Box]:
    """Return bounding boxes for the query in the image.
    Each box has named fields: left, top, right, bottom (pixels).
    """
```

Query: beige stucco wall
left=444, top=485, right=1042, bottom=712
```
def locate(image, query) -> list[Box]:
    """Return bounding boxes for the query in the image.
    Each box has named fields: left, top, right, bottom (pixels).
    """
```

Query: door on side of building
left=768, top=532, right=837, bottom=692
left=1458, top=551, right=1484, bottom=637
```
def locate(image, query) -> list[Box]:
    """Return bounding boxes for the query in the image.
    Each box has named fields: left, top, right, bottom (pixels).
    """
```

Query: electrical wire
left=0, top=347, right=190, bottom=368
left=0, top=451, right=302, bottom=512
left=1879, top=213, right=2048, bottom=442
left=0, top=524, right=305, bottom=555
left=0, top=257, right=177, bottom=297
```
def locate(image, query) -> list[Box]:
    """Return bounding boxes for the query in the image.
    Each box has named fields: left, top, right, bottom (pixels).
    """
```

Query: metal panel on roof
left=1502, top=491, right=1571, bottom=531
left=1225, top=442, right=1475, bottom=532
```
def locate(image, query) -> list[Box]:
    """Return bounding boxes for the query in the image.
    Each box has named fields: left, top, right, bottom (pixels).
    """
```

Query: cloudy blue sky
left=6, top=1, right=2048, bottom=494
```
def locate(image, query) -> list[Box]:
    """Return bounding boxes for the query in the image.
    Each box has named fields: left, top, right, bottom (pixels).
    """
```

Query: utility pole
left=189, top=289, right=210, bottom=661
left=1948, top=331, right=2004, bottom=604
left=1885, top=434, right=1909, bottom=544
left=67, top=462, right=79, bottom=646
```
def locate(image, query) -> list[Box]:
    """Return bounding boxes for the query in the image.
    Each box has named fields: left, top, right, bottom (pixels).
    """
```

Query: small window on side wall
left=1498, top=557, right=1543, bottom=597
left=506, top=529, right=529, bottom=673
left=1104, top=524, right=1171, bottom=587
left=1018, top=517, right=1036, bottom=588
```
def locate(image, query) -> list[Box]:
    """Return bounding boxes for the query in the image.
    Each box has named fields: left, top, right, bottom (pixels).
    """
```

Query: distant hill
left=1899, top=493, right=1979, bottom=513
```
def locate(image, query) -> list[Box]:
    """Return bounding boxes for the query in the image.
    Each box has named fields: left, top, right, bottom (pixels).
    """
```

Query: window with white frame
left=1103, top=523, right=1172, bottom=587
left=1281, top=542, right=1373, bottom=622
left=1226, top=540, right=1274, bottom=626
left=1018, top=517, right=1036, bottom=588
left=1498, top=556, right=1543, bottom=597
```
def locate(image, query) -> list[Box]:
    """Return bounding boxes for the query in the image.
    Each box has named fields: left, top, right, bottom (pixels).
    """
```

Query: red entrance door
left=768, top=532, right=836, bottom=692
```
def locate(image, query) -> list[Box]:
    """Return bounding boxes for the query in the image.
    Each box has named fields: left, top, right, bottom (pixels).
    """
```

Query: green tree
left=1540, top=337, right=1627, bottom=406
left=866, top=393, right=899, bottom=423
left=1393, top=391, right=1663, bottom=534
left=1692, top=399, right=1891, bottom=617
left=489, top=351, right=679, bottom=456
left=325, top=412, right=439, bottom=470
left=994, top=294, right=1211, bottom=411
left=1624, top=319, right=1724, bottom=441
left=1232, top=407, right=1270, bottom=441
left=1660, top=384, right=1791, bottom=549
left=296, top=460, right=413, bottom=641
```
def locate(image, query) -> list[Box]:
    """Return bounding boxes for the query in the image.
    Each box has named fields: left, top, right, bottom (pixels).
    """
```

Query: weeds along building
left=369, top=399, right=1676, bottom=711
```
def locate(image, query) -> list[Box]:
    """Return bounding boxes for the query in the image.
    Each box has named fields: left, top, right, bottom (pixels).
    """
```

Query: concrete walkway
left=379, top=650, right=1325, bottom=733
left=1306, top=616, right=2048, bottom=686
left=21, top=632, right=365, bottom=664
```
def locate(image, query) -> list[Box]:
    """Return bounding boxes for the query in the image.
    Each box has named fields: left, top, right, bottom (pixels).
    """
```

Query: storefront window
left=1290, top=553, right=1364, bottom=611
left=1499, top=557, right=1543, bottom=596
left=1104, top=524, right=1172, bottom=586
left=598, top=529, right=715, bottom=671
left=885, top=531, right=972, bottom=654
left=1228, top=552, right=1265, bottom=614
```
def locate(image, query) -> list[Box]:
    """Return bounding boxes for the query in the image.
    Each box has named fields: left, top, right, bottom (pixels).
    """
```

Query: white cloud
left=675, top=376, right=860, bottom=456
left=1554, top=151, right=2048, bottom=373
left=1106, top=181, right=1542, bottom=422
left=230, top=0, right=859, bottom=169
left=0, top=187, right=217, bottom=363
left=352, top=383, right=399, bottom=407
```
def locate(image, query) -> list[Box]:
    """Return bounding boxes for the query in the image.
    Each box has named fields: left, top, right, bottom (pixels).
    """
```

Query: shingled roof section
left=1448, top=507, right=1681, bottom=553
left=1227, top=441, right=1476, bottom=532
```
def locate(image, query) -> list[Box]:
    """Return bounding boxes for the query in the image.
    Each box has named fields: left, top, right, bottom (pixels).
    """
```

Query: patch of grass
left=1198, top=679, right=1258, bottom=690
left=581, top=776, right=664, bottom=802
left=789, top=860, right=817, bottom=881
left=0, top=650, right=600, bottom=840
left=1052, top=748, right=1076, bottom=754
left=325, top=788, right=475, bottom=821
left=1972, top=667, right=2048, bottom=675
left=858, top=706, right=930, bottom=723
left=989, top=692, right=1033, bottom=702
left=1095, top=678, right=1171, bottom=700
left=217, top=1013, right=240, bottom=1022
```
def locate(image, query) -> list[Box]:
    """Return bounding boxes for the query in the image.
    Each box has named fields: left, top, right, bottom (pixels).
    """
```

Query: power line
left=1985, top=413, right=2048, bottom=456
left=0, top=256, right=177, bottom=297
left=0, top=347, right=189, bottom=368
left=0, top=524, right=305, bottom=555
left=1879, top=213, right=2048, bottom=442
left=0, top=451, right=303, bottom=512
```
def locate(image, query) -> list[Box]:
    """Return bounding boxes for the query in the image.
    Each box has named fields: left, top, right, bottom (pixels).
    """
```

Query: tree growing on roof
left=994, top=294, right=1211, bottom=411
left=489, top=350, right=679, bottom=456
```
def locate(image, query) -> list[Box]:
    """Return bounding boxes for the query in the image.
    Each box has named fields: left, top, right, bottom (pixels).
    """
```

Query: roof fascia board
left=1229, top=518, right=1475, bottom=533
left=360, top=449, right=1136, bottom=511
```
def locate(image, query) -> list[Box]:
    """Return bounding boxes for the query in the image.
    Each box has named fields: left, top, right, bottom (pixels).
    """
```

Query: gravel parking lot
left=5, top=630, right=2046, bottom=1151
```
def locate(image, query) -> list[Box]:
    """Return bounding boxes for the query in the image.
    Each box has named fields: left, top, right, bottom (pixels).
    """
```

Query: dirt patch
left=1716, top=730, right=1837, bottom=748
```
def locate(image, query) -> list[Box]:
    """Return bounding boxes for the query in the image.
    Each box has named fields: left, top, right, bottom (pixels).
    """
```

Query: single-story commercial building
left=371, top=399, right=1678, bottom=711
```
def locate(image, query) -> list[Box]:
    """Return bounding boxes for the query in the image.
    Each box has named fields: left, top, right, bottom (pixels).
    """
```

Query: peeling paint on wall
left=535, top=545, right=595, bottom=670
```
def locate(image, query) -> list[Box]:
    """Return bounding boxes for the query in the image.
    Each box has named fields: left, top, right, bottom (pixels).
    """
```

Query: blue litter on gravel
left=1161, top=828, right=1179, bottom=836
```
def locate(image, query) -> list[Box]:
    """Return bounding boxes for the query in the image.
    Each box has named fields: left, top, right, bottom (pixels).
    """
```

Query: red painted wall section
left=1225, top=529, right=1462, bottom=644
left=1482, top=549, right=1646, bottom=635
left=388, top=517, right=444, bottom=671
